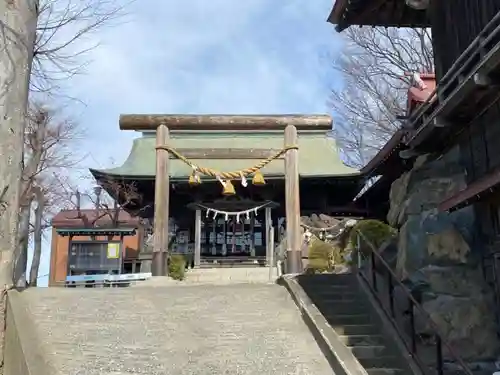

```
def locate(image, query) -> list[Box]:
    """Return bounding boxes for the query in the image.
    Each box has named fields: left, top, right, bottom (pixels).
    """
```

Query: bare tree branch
left=12, top=103, right=86, bottom=287
left=52, top=174, right=148, bottom=229
left=31, top=0, right=130, bottom=95
left=330, top=27, right=434, bottom=167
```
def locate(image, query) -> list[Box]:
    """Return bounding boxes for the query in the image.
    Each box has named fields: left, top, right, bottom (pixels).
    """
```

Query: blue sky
left=35, top=0, right=344, bottom=286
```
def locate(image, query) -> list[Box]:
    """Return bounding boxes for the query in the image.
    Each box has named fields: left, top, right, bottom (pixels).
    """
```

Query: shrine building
left=88, top=115, right=369, bottom=271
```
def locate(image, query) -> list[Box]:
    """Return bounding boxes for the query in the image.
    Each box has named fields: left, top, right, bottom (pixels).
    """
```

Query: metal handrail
left=405, top=10, right=500, bottom=142
left=355, top=230, right=473, bottom=375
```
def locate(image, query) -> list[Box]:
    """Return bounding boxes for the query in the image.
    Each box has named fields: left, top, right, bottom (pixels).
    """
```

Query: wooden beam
left=169, top=148, right=284, bottom=159
left=474, top=72, right=494, bottom=87
left=439, top=168, right=500, bottom=212
left=300, top=207, right=371, bottom=217
left=152, top=124, right=170, bottom=276
left=119, top=114, right=332, bottom=131
left=431, top=116, right=453, bottom=127
left=194, top=209, right=201, bottom=267
left=409, top=40, right=500, bottom=147
left=399, top=148, right=421, bottom=159
left=284, top=124, right=302, bottom=274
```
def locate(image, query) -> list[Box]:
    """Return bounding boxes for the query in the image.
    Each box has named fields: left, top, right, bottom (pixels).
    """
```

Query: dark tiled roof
left=328, top=0, right=430, bottom=32
left=51, top=209, right=140, bottom=227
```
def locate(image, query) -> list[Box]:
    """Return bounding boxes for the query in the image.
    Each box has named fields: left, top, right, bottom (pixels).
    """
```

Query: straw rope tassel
left=222, top=180, right=236, bottom=195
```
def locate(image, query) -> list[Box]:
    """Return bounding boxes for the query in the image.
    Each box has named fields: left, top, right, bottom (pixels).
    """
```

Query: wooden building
left=330, top=0, right=500, bottom=249
left=49, top=209, right=142, bottom=286
left=90, top=117, right=370, bottom=270
left=327, top=2, right=500, bottom=371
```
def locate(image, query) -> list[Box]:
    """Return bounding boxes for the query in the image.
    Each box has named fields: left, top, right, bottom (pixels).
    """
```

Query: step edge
left=279, top=275, right=371, bottom=375
left=355, top=274, right=425, bottom=375
left=349, top=345, right=387, bottom=349
left=339, top=334, right=385, bottom=338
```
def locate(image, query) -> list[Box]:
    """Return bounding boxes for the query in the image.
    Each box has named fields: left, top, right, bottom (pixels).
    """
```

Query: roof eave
left=359, top=130, right=407, bottom=176
left=91, top=168, right=364, bottom=182
left=56, top=228, right=137, bottom=236
left=327, top=0, right=431, bottom=32
left=327, top=0, right=348, bottom=28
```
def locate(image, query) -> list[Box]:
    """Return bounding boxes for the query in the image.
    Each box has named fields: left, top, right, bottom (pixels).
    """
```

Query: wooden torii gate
left=118, top=114, right=333, bottom=276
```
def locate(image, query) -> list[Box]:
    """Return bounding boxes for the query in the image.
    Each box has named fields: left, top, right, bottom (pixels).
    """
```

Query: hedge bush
left=168, top=254, right=186, bottom=280
left=349, top=219, right=396, bottom=255
left=307, top=240, right=332, bottom=273
left=305, top=237, right=348, bottom=274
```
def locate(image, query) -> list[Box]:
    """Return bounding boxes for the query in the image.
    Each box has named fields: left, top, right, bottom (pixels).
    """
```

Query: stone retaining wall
left=387, top=145, right=499, bottom=361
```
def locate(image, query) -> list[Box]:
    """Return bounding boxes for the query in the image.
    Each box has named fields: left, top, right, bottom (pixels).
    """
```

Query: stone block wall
left=387, top=145, right=500, bottom=362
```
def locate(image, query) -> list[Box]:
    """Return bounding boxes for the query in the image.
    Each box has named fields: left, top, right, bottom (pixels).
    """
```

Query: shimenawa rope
left=155, top=144, right=298, bottom=179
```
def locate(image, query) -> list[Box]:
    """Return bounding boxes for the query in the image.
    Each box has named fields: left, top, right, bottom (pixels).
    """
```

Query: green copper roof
left=91, top=131, right=359, bottom=179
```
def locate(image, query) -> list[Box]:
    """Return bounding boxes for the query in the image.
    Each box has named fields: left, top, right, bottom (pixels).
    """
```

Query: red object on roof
left=406, top=73, right=436, bottom=114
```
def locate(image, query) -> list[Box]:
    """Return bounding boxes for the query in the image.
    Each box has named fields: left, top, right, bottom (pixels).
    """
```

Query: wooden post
left=265, top=207, right=272, bottom=265
left=250, top=214, right=255, bottom=257
left=152, top=124, right=170, bottom=276
left=194, top=209, right=201, bottom=268
left=211, top=217, right=217, bottom=255
left=203, top=218, right=208, bottom=254
left=222, top=220, right=227, bottom=256
left=269, top=226, right=275, bottom=282
left=232, top=219, right=236, bottom=254
left=284, top=124, right=301, bottom=274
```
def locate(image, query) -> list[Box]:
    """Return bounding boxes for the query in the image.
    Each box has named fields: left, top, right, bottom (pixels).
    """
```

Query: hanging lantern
left=252, top=170, right=266, bottom=185
left=222, top=180, right=236, bottom=195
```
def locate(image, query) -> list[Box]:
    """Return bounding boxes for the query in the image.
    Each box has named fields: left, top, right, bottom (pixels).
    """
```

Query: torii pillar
left=118, top=114, right=333, bottom=276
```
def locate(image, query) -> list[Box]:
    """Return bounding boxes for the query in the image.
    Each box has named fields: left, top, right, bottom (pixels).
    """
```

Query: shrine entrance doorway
left=201, top=216, right=265, bottom=258
left=189, top=200, right=278, bottom=267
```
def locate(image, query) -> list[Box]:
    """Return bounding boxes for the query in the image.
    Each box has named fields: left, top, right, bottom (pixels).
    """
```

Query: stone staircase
left=184, top=266, right=279, bottom=284
left=6, top=281, right=332, bottom=375
left=296, top=273, right=414, bottom=375
left=6, top=269, right=492, bottom=375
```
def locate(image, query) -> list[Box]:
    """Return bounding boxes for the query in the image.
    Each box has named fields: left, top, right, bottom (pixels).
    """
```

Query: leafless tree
left=29, top=186, right=45, bottom=287
left=330, top=27, right=434, bottom=167
left=0, top=0, right=129, bottom=368
left=75, top=178, right=146, bottom=227
left=0, top=2, right=39, bottom=370
left=31, top=0, right=128, bottom=95
left=5, top=0, right=130, bottom=289
left=51, top=174, right=148, bottom=232
left=13, top=103, right=85, bottom=287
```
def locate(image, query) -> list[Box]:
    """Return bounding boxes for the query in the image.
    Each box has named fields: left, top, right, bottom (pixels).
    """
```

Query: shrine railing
left=406, top=9, right=500, bottom=147
left=355, top=230, right=473, bottom=375
left=64, top=273, right=152, bottom=288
